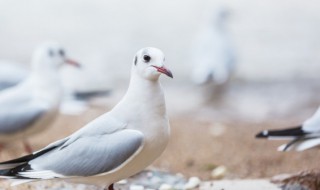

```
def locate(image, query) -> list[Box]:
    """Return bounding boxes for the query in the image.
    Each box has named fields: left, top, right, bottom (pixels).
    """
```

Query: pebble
left=130, top=184, right=145, bottom=190
left=159, top=184, right=173, bottom=190
left=117, top=179, right=128, bottom=185
left=184, top=177, right=201, bottom=189
left=211, top=165, right=227, bottom=179
left=209, top=123, right=226, bottom=137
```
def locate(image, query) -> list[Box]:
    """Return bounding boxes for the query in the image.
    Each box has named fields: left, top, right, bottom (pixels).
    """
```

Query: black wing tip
left=0, top=163, right=32, bottom=179
left=0, top=145, right=58, bottom=166
left=256, top=126, right=305, bottom=138
left=0, top=154, right=34, bottom=165
left=256, top=130, right=269, bottom=138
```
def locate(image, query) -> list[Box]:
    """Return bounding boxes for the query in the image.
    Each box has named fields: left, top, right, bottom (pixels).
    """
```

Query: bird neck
left=127, top=73, right=163, bottom=99
left=113, top=73, right=166, bottom=118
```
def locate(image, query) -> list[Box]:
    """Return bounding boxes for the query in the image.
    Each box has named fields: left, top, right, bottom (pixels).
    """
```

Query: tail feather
left=256, top=126, right=307, bottom=138
left=278, top=137, right=320, bottom=152
left=0, top=145, right=59, bottom=180
left=278, top=137, right=306, bottom=151
left=0, top=145, right=57, bottom=170
left=0, top=163, right=33, bottom=179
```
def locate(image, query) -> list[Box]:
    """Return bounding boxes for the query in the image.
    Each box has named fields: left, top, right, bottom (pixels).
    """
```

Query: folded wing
left=0, top=129, right=144, bottom=180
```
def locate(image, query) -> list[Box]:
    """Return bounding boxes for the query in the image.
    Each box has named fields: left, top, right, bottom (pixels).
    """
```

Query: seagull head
left=32, top=41, right=80, bottom=72
left=132, top=47, right=173, bottom=81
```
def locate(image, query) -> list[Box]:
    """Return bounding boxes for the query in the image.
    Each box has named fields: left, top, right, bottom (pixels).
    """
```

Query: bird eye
left=143, top=55, right=151, bottom=63
left=59, top=49, right=65, bottom=57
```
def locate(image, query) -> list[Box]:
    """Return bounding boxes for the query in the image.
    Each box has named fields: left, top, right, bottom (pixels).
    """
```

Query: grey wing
left=25, top=129, right=144, bottom=178
left=0, top=97, right=48, bottom=134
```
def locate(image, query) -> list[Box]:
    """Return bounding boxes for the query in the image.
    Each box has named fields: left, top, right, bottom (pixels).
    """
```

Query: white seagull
left=0, top=47, right=173, bottom=190
left=191, top=7, right=235, bottom=85
left=0, top=42, right=80, bottom=153
left=256, top=107, right=320, bottom=151
left=0, top=55, right=110, bottom=116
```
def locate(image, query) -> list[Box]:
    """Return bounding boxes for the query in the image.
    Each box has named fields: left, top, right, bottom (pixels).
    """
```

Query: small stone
left=184, top=177, right=201, bottom=189
left=159, top=184, right=173, bottom=190
left=147, top=172, right=153, bottom=178
left=209, top=123, right=226, bottom=137
left=117, top=179, right=128, bottom=185
left=130, top=184, right=145, bottom=190
left=211, top=165, right=227, bottom=179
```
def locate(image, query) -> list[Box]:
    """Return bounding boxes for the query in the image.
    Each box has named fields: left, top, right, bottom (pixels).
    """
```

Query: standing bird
left=191, top=7, right=236, bottom=86
left=0, top=42, right=80, bottom=153
left=0, top=55, right=110, bottom=116
left=0, top=47, right=173, bottom=190
left=256, top=107, right=320, bottom=151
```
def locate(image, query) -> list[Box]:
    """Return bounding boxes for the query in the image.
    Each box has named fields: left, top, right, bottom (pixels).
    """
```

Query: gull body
left=0, top=57, right=109, bottom=116
left=0, top=42, right=79, bottom=150
left=256, top=107, right=320, bottom=151
left=191, top=7, right=235, bottom=85
left=0, top=47, right=173, bottom=189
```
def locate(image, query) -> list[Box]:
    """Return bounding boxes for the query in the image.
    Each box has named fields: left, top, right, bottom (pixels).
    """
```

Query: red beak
left=152, top=65, right=173, bottom=78
left=65, top=58, right=81, bottom=68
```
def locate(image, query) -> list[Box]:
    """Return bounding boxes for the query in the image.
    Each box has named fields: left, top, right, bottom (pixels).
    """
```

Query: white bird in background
left=0, top=42, right=80, bottom=153
left=0, top=53, right=110, bottom=116
left=256, top=107, right=320, bottom=151
left=191, top=6, right=236, bottom=85
left=0, top=47, right=173, bottom=190
left=0, top=62, right=28, bottom=90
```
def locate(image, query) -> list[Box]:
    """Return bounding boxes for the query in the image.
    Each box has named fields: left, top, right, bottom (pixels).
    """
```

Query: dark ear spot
left=134, top=56, right=137, bottom=65
left=48, top=49, right=54, bottom=57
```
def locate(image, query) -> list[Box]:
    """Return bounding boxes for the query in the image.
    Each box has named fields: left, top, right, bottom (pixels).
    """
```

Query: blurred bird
left=256, top=107, right=320, bottom=151
left=0, top=53, right=110, bottom=116
left=0, top=42, right=80, bottom=153
left=0, top=47, right=172, bottom=190
left=191, top=6, right=236, bottom=86
left=0, top=62, right=28, bottom=90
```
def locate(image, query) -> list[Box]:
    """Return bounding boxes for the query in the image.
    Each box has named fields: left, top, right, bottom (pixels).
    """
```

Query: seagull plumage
left=256, top=107, right=320, bottom=151
left=0, top=42, right=79, bottom=152
left=191, top=7, right=235, bottom=85
left=0, top=47, right=172, bottom=190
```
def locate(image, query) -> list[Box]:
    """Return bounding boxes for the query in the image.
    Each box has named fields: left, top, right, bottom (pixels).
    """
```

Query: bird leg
left=22, top=140, right=33, bottom=154
left=106, top=184, right=114, bottom=190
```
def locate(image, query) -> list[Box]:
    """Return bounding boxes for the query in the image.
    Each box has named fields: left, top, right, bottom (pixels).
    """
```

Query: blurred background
left=0, top=0, right=320, bottom=187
